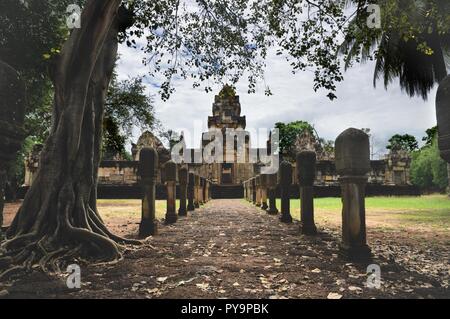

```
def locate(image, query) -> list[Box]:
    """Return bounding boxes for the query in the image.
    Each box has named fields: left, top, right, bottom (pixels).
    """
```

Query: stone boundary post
left=243, top=181, right=247, bottom=201
left=260, top=174, right=268, bottom=210
left=255, top=175, right=262, bottom=207
left=187, top=172, right=195, bottom=211
left=297, top=151, right=317, bottom=235
left=245, top=180, right=250, bottom=201
left=266, top=173, right=279, bottom=215
left=279, top=161, right=293, bottom=223
left=202, top=178, right=207, bottom=204
left=178, top=166, right=188, bottom=217
left=165, top=160, right=178, bottom=224
left=336, top=128, right=372, bottom=261
left=205, top=180, right=209, bottom=202
left=251, top=177, right=257, bottom=205
left=194, top=174, right=200, bottom=208
left=199, top=177, right=205, bottom=205
left=138, top=147, right=158, bottom=237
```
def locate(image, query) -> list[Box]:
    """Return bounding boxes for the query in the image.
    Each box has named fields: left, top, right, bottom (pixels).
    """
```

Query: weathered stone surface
left=251, top=177, right=256, bottom=204
left=255, top=175, right=262, bottom=207
left=436, top=75, right=450, bottom=163
left=296, top=151, right=316, bottom=186
left=139, top=147, right=158, bottom=181
left=187, top=173, right=195, bottom=211
left=165, top=160, right=178, bottom=224
left=138, top=147, right=158, bottom=237
left=164, top=160, right=178, bottom=182
left=194, top=175, right=201, bottom=208
left=335, top=128, right=370, bottom=176
left=297, top=151, right=317, bottom=235
left=178, top=167, right=188, bottom=216
left=279, top=161, right=293, bottom=223
left=266, top=172, right=279, bottom=215
left=335, top=129, right=371, bottom=261
left=260, top=174, right=268, bottom=210
left=199, top=178, right=205, bottom=205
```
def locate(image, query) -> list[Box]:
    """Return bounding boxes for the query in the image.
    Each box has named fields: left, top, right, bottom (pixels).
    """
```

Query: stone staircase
left=211, top=184, right=244, bottom=199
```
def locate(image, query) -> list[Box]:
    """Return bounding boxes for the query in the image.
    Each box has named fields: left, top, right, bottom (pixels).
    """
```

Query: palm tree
left=341, top=0, right=450, bottom=192
left=340, top=0, right=450, bottom=100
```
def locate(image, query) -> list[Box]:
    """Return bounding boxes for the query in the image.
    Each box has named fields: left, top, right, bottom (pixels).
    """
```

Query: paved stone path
left=2, top=199, right=448, bottom=298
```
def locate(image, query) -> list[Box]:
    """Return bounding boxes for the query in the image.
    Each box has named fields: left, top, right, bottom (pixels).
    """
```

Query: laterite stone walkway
left=2, top=200, right=448, bottom=298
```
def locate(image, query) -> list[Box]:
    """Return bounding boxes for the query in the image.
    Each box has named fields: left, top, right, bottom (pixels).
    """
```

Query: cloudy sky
left=117, top=42, right=438, bottom=158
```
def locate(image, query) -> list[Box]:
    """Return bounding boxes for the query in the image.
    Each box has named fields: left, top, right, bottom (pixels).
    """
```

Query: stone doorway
left=221, top=163, right=234, bottom=184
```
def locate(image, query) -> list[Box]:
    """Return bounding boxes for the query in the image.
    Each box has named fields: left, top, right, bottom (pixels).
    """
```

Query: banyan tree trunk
left=0, top=0, right=138, bottom=278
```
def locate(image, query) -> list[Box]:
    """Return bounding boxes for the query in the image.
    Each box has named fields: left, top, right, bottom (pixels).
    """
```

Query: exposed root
left=0, top=205, right=142, bottom=281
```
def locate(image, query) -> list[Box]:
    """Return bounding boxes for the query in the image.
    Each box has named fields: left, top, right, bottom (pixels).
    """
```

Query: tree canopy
left=341, top=0, right=450, bottom=99
left=103, top=75, right=157, bottom=159
left=386, top=134, right=419, bottom=152
left=410, top=136, right=448, bottom=190
left=275, top=121, right=316, bottom=158
left=422, top=126, right=438, bottom=146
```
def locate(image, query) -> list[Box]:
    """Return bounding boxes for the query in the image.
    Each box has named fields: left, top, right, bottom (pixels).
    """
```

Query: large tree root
left=0, top=195, right=142, bottom=281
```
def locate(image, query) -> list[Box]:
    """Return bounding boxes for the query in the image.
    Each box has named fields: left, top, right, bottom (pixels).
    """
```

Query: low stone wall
left=278, top=184, right=421, bottom=198
left=18, top=183, right=421, bottom=200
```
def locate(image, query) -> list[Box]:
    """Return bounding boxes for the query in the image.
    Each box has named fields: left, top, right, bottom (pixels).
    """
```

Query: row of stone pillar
left=138, top=147, right=211, bottom=238
left=244, top=128, right=372, bottom=261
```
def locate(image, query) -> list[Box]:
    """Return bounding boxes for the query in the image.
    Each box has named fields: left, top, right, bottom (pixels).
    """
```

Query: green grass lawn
left=275, top=195, right=450, bottom=231
left=96, top=195, right=450, bottom=235
left=278, top=195, right=450, bottom=212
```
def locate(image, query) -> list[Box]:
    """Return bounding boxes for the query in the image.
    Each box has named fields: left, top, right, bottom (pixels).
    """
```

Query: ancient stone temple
left=21, top=86, right=417, bottom=198
left=187, top=85, right=255, bottom=185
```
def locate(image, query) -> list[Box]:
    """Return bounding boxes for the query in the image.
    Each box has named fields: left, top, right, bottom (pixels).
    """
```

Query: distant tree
left=103, top=75, right=157, bottom=159
left=386, top=134, right=419, bottom=152
left=322, top=140, right=335, bottom=155
left=410, top=137, right=448, bottom=190
left=160, top=130, right=182, bottom=150
left=422, top=126, right=438, bottom=146
left=275, top=121, right=315, bottom=159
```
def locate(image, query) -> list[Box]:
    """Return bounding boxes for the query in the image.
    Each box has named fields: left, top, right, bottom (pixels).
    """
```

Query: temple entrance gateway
left=221, top=163, right=234, bottom=184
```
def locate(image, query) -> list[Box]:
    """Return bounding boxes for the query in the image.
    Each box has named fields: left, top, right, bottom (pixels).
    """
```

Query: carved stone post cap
left=178, top=167, right=188, bottom=184
left=335, top=128, right=370, bottom=176
left=279, top=161, right=293, bottom=185
left=138, top=147, right=159, bottom=179
left=296, top=151, right=316, bottom=186
left=436, top=75, right=450, bottom=162
left=164, top=160, right=177, bottom=182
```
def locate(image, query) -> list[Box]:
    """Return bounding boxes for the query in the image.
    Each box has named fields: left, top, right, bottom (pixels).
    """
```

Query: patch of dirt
left=1, top=200, right=449, bottom=299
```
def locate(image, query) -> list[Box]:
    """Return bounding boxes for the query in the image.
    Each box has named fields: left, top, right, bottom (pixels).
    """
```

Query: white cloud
left=117, top=44, right=438, bottom=155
